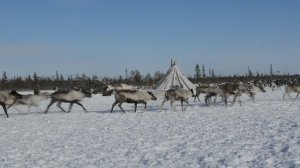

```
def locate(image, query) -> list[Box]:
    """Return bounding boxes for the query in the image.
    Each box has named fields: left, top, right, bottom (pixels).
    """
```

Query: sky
left=1, top=0, right=300, bottom=78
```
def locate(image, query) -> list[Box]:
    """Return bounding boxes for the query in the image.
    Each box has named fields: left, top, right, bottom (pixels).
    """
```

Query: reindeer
left=194, top=83, right=219, bottom=104
left=270, top=79, right=285, bottom=91
left=208, top=82, right=265, bottom=106
left=7, top=91, right=50, bottom=112
left=204, top=85, right=220, bottom=106
left=283, top=83, right=300, bottom=99
left=214, top=82, right=241, bottom=106
left=242, top=81, right=266, bottom=101
left=111, top=90, right=157, bottom=113
left=0, top=91, right=23, bottom=118
left=193, top=84, right=211, bottom=102
left=106, top=83, right=133, bottom=92
left=160, top=87, right=195, bottom=111
left=44, top=89, right=92, bottom=113
left=103, top=83, right=134, bottom=96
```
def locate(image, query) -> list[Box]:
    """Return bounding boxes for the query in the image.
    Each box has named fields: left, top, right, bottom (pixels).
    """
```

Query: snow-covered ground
left=1, top=88, right=300, bottom=168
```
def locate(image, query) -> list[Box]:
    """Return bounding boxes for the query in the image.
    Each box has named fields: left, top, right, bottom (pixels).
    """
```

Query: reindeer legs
left=249, top=92, right=255, bottom=102
left=181, top=98, right=189, bottom=111
left=44, top=100, right=56, bottom=113
left=56, top=102, right=67, bottom=112
left=111, top=100, right=119, bottom=113
left=111, top=100, right=126, bottom=113
left=283, top=91, right=291, bottom=100
left=224, top=96, right=228, bottom=106
left=1, top=102, right=9, bottom=118
left=134, top=102, right=137, bottom=112
left=68, top=102, right=74, bottom=112
left=170, top=100, right=176, bottom=111
left=194, top=94, right=201, bottom=102
left=205, top=95, right=210, bottom=106
left=7, top=104, right=14, bottom=109
left=6, top=98, right=19, bottom=110
left=74, top=101, right=88, bottom=112
left=118, top=102, right=126, bottom=113
left=160, top=98, right=168, bottom=111
left=180, top=99, right=184, bottom=111
left=231, top=93, right=242, bottom=106
left=143, top=102, right=147, bottom=112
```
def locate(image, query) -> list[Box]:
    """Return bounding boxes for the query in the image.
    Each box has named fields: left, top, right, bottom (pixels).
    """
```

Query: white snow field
left=1, top=88, right=300, bottom=168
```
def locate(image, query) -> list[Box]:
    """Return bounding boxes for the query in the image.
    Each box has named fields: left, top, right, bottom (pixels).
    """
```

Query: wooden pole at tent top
left=171, top=59, right=176, bottom=67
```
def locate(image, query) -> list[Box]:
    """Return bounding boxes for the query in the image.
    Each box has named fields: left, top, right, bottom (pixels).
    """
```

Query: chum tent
left=154, top=60, right=196, bottom=93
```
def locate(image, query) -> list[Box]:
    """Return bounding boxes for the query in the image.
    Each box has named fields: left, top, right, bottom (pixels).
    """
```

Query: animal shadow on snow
left=1, top=110, right=66, bottom=117
left=255, top=98, right=300, bottom=103
left=85, top=110, right=112, bottom=114
left=108, top=104, right=158, bottom=113
left=1, top=107, right=159, bottom=117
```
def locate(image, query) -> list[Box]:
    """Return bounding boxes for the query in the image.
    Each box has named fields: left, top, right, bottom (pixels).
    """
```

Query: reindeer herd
left=1, top=79, right=300, bottom=118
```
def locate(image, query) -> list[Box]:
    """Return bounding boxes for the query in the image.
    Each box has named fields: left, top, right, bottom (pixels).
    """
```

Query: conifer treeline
left=1, top=65, right=299, bottom=91
left=0, top=70, right=166, bottom=91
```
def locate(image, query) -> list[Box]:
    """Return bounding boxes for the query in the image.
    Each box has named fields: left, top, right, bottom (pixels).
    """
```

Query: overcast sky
left=1, top=0, right=300, bottom=78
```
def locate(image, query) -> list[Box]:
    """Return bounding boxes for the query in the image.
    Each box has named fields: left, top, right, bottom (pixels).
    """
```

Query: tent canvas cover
left=154, top=61, right=196, bottom=92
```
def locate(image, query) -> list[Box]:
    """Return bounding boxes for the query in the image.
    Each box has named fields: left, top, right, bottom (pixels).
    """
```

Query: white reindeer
left=44, top=90, right=92, bottom=113
left=103, top=83, right=134, bottom=96
left=106, top=83, right=133, bottom=91
left=111, top=90, right=157, bottom=113
left=203, top=85, right=220, bottom=106
left=283, top=84, right=300, bottom=99
left=160, top=87, right=195, bottom=111
left=7, top=92, right=50, bottom=112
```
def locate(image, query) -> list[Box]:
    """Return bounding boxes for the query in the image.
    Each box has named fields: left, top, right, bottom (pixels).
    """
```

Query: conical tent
left=154, top=61, right=196, bottom=91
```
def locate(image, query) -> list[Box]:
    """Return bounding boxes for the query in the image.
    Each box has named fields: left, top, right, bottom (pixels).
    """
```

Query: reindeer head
left=34, top=88, right=40, bottom=95
left=101, top=85, right=114, bottom=96
left=81, top=89, right=92, bottom=98
left=105, top=85, right=114, bottom=92
left=253, top=82, right=266, bottom=93
left=190, top=89, right=195, bottom=97
left=9, top=90, right=23, bottom=99
left=147, top=91, right=157, bottom=100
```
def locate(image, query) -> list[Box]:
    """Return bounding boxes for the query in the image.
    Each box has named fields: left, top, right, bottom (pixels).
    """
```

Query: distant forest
left=1, top=64, right=300, bottom=91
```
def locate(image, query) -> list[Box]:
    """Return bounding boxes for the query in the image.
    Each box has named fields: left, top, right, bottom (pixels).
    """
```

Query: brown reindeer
left=217, top=82, right=241, bottom=105
left=194, top=84, right=211, bottom=102
left=212, top=82, right=265, bottom=106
